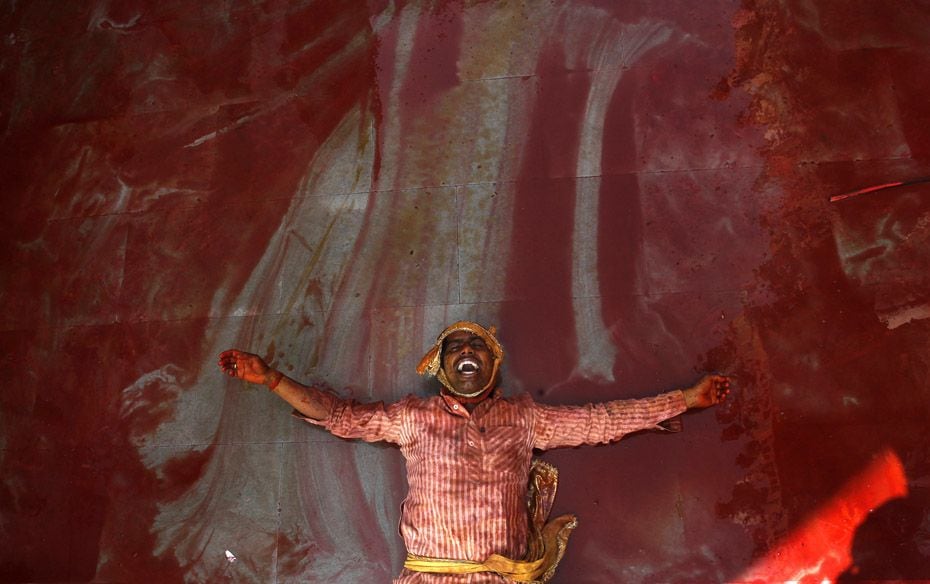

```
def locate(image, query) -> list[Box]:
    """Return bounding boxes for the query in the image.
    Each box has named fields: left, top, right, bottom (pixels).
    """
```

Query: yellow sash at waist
left=403, top=513, right=577, bottom=583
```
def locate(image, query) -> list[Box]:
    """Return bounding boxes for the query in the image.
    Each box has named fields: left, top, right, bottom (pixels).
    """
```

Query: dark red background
left=2, top=1, right=928, bottom=581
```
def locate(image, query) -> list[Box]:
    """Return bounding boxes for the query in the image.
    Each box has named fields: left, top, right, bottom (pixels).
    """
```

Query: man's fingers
left=218, top=350, right=246, bottom=378
left=711, top=376, right=731, bottom=404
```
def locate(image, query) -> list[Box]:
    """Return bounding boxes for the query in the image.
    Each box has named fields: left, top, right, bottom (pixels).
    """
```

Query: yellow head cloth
left=416, top=321, right=504, bottom=394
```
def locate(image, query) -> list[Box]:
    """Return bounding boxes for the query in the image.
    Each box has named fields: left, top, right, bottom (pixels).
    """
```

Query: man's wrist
left=681, top=387, right=697, bottom=409
left=265, top=369, right=284, bottom=390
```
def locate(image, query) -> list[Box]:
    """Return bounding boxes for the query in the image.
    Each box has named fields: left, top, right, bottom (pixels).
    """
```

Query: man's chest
left=402, top=401, right=535, bottom=477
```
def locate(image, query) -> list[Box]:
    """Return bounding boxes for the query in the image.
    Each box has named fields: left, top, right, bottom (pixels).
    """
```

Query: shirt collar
left=440, top=388, right=501, bottom=417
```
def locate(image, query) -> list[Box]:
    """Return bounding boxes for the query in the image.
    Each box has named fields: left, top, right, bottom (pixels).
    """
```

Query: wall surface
left=2, top=1, right=929, bottom=582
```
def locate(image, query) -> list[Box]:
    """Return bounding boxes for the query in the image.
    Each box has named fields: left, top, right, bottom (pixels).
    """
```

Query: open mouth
left=456, top=358, right=480, bottom=376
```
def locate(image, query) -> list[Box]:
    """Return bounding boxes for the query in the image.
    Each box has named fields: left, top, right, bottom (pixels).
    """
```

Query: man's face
left=441, top=330, right=496, bottom=397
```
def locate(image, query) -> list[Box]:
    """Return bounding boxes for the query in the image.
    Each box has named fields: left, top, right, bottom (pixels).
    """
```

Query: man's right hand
left=218, top=349, right=274, bottom=385
left=219, top=349, right=328, bottom=420
left=682, top=374, right=730, bottom=409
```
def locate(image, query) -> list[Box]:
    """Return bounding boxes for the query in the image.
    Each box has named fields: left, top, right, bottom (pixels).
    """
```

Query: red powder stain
left=704, top=2, right=930, bottom=578
left=888, top=49, right=930, bottom=160
left=304, top=279, right=325, bottom=311
left=160, top=445, right=217, bottom=501
left=0, top=323, right=200, bottom=581
left=274, top=531, right=324, bottom=577
left=398, top=2, right=464, bottom=111
left=595, top=67, right=651, bottom=378
left=500, top=38, right=591, bottom=392
left=1, top=4, right=385, bottom=580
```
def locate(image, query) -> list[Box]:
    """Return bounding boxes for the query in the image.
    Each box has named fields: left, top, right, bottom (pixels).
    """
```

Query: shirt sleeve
left=530, top=390, right=688, bottom=451
left=293, top=393, right=408, bottom=445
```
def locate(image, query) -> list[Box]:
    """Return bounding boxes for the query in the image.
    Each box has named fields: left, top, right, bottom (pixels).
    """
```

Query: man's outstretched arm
left=218, top=349, right=333, bottom=421
left=531, top=374, right=731, bottom=450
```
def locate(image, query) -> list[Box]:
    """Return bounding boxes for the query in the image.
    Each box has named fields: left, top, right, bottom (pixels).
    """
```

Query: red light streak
left=737, top=449, right=907, bottom=583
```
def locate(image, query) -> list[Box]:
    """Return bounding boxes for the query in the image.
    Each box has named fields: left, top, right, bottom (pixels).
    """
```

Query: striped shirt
left=301, top=388, right=687, bottom=583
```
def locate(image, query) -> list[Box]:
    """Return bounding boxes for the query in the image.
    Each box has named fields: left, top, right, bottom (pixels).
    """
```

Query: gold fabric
left=403, top=460, right=577, bottom=583
left=416, top=321, right=505, bottom=394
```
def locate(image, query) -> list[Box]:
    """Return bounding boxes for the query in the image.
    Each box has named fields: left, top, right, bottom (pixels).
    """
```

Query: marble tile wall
left=2, top=0, right=928, bottom=581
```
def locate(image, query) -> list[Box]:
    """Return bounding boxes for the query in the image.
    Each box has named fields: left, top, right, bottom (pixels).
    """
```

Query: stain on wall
left=1, top=0, right=928, bottom=582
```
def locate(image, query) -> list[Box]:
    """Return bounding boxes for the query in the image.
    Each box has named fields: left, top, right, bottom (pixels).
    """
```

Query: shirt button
left=453, top=405, right=459, bottom=410
left=468, top=440, right=475, bottom=447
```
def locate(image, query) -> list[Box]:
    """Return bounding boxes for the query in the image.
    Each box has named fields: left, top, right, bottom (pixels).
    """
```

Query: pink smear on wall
left=2, top=0, right=929, bottom=582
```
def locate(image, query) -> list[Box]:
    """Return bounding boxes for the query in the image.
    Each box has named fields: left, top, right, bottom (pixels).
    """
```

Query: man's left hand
left=682, top=374, right=731, bottom=409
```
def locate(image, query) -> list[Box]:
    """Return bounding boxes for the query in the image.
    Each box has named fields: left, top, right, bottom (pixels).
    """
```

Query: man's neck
left=443, top=385, right=497, bottom=412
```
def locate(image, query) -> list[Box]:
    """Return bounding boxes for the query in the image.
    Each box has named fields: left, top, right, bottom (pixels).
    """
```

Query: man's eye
left=471, top=340, right=486, bottom=349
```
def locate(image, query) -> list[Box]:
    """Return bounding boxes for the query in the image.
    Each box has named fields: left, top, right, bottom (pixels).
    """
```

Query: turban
left=417, top=321, right=504, bottom=395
